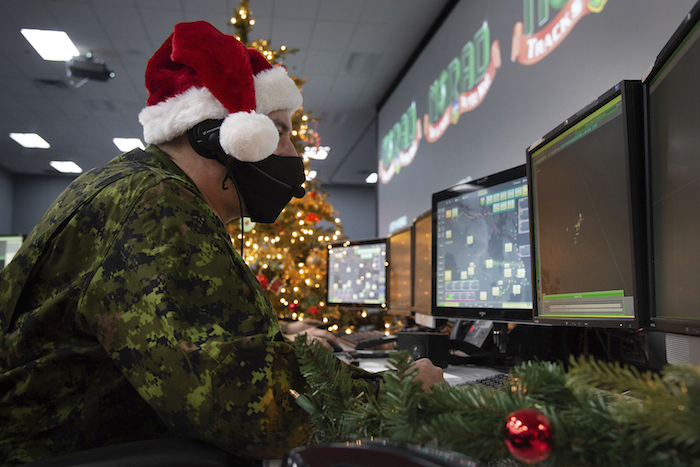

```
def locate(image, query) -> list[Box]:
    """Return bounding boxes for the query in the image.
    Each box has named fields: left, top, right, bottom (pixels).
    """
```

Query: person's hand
left=410, top=358, right=448, bottom=393
left=285, top=319, right=325, bottom=334
left=285, top=327, right=339, bottom=352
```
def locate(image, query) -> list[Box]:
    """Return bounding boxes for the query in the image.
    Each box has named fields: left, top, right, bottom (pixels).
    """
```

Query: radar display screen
left=433, top=166, right=532, bottom=316
left=327, top=239, right=387, bottom=307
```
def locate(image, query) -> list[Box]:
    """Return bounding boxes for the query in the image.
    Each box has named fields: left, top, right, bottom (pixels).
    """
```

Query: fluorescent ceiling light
left=113, top=138, right=145, bottom=152
left=21, top=29, right=80, bottom=61
left=365, top=172, right=378, bottom=184
left=303, top=146, right=330, bottom=160
left=306, top=170, right=317, bottom=181
left=50, top=161, right=82, bottom=173
left=9, top=133, right=50, bottom=148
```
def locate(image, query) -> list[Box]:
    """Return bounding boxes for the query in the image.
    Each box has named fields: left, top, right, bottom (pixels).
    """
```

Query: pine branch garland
left=292, top=339, right=700, bottom=466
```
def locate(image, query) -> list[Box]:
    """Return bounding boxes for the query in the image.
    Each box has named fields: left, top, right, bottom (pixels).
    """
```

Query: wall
left=0, top=166, right=13, bottom=234
left=323, top=185, right=377, bottom=241
left=12, top=174, right=75, bottom=235
left=5, top=171, right=376, bottom=241
left=377, top=0, right=698, bottom=236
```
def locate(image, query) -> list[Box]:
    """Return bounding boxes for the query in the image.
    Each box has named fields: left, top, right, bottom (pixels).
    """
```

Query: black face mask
left=188, top=119, right=306, bottom=223
left=225, top=155, right=306, bottom=223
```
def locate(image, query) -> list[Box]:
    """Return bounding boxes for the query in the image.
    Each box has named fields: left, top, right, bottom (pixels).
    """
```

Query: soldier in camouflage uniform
left=0, top=21, right=323, bottom=465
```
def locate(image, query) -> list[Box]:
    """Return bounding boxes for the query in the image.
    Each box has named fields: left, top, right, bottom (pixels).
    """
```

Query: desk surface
left=337, top=351, right=504, bottom=386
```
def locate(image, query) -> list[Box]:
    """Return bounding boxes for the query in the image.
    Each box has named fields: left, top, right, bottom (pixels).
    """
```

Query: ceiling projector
left=66, top=55, right=115, bottom=82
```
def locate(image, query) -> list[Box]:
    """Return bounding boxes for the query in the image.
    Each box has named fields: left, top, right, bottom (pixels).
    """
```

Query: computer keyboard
left=335, top=330, right=398, bottom=350
left=465, top=372, right=510, bottom=389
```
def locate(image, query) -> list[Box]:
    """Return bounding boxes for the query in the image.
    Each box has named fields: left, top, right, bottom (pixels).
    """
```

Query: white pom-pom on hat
left=219, top=111, right=278, bottom=162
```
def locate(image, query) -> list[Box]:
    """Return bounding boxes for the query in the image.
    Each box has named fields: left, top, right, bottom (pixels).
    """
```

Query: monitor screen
left=527, top=81, right=647, bottom=329
left=0, top=235, right=23, bottom=270
left=388, top=227, right=412, bottom=315
left=326, top=239, right=387, bottom=308
left=432, top=165, right=533, bottom=322
left=645, top=2, right=700, bottom=336
left=412, top=210, right=432, bottom=315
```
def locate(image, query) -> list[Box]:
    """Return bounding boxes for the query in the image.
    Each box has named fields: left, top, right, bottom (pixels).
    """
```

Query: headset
left=186, top=119, right=246, bottom=255
left=187, top=119, right=229, bottom=177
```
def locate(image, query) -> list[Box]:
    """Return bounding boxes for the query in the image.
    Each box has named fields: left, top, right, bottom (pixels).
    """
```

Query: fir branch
left=510, top=360, right=572, bottom=407
left=566, top=356, right=700, bottom=457
left=293, top=334, right=382, bottom=442
left=374, top=351, right=427, bottom=442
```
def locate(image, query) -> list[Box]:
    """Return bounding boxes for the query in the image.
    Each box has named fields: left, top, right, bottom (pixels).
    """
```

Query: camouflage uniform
left=0, top=146, right=313, bottom=464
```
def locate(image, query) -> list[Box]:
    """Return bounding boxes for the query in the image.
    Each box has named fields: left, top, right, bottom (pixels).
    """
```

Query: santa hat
left=138, top=21, right=302, bottom=162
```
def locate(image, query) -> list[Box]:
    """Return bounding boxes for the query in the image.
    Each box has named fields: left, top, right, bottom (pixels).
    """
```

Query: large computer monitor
left=412, top=210, right=432, bottom=315
left=0, top=235, right=23, bottom=270
left=432, top=165, right=533, bottom=322
left=326, top=238, right=387, bottom=308
left=387, top=226, right=413, bottom=316
left=645, top=2, right=700, bottom=337
left=527, top=80, right=648, bottom=329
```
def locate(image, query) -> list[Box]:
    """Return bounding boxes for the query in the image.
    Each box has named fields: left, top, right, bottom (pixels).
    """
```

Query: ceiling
left=0, top=0, right=453, bottom=186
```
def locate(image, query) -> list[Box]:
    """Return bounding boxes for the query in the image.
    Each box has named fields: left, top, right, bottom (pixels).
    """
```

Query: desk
left=337, top=351, right=504, bottom=386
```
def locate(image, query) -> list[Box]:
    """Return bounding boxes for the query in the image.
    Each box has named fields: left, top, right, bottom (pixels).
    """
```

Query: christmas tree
left=225, top=1, right=347, bottom=324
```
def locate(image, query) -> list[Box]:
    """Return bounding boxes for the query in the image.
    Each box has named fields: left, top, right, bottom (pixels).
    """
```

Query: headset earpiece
left=187, top=119, right=227, bottom=163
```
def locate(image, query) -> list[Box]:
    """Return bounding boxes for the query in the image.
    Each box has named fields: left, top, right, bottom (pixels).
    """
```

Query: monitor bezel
left=411, top=209, right=433, bottom=315
left=643, top=2, right=700, bottom=337
left=527, top=80, right=649, bottom=330
left=387, top=225, right=414, bottom=316
left=431, top=164, right=534, bottom=323
left=0, top=235, right=24, bottom=271
left=325, top=237, right=388, bottom=309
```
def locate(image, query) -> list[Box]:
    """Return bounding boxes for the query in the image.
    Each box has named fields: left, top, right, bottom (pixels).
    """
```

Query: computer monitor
left=412, top=210, right=432, bottom=315
left=0, top=235, right=23, bottom=270
left=432, top=165, right=533, bottom=322
left=326, top=238, right=387, bottom=308
left=644, top=2, right=700, bottom=336
left=387, top=226, right=413, bottom=316
left=527, top=80, right=648, bottom=329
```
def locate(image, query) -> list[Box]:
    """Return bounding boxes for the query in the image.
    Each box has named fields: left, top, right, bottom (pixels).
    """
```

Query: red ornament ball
left=504, top=408, right=553, bottom=464
left=255, top=274, right=269, bottom=289
left=289, top=303, right=300, bottom=313
left=305, top=212, right=320, bottom=223
left=308, top=306, right=318, bottom=315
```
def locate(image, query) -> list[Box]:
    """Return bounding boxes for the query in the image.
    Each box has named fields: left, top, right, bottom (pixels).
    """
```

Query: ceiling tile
left=139, top=8, right=186, bottom=49
left=182, top=0, right=228, bottom=13
left=240, top=15, right=272, bottom=42
left=317, top=0, right=366, bottom=22
left=302, top=50, right=346, bottom=77
left=326, top=75, right=373, bottom=110
left=279, top=50, right=307, bottom=77
left=244, top=0, right=274, bottom=17
left=348, top=22, right=396, bottom=54
left=92, top=5, right=148, bottom=40
left=308, top=20, right=356, bottom=51
left=269, top=18, right=315, bottom=50
left=182, top=11, right=234, bottom=30
left=2, top=0, right=57, bottom=30
left=273, top=0, right=321, bottom=20
left=299, top=74, right=335, bottom=110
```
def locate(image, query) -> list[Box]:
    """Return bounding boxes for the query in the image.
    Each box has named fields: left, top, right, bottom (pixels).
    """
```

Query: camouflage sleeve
left=78, top=178, right=312, bottom=459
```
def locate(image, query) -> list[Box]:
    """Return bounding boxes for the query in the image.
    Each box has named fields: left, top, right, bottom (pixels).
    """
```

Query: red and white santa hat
left=138, top=21, right=302, bottom=162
